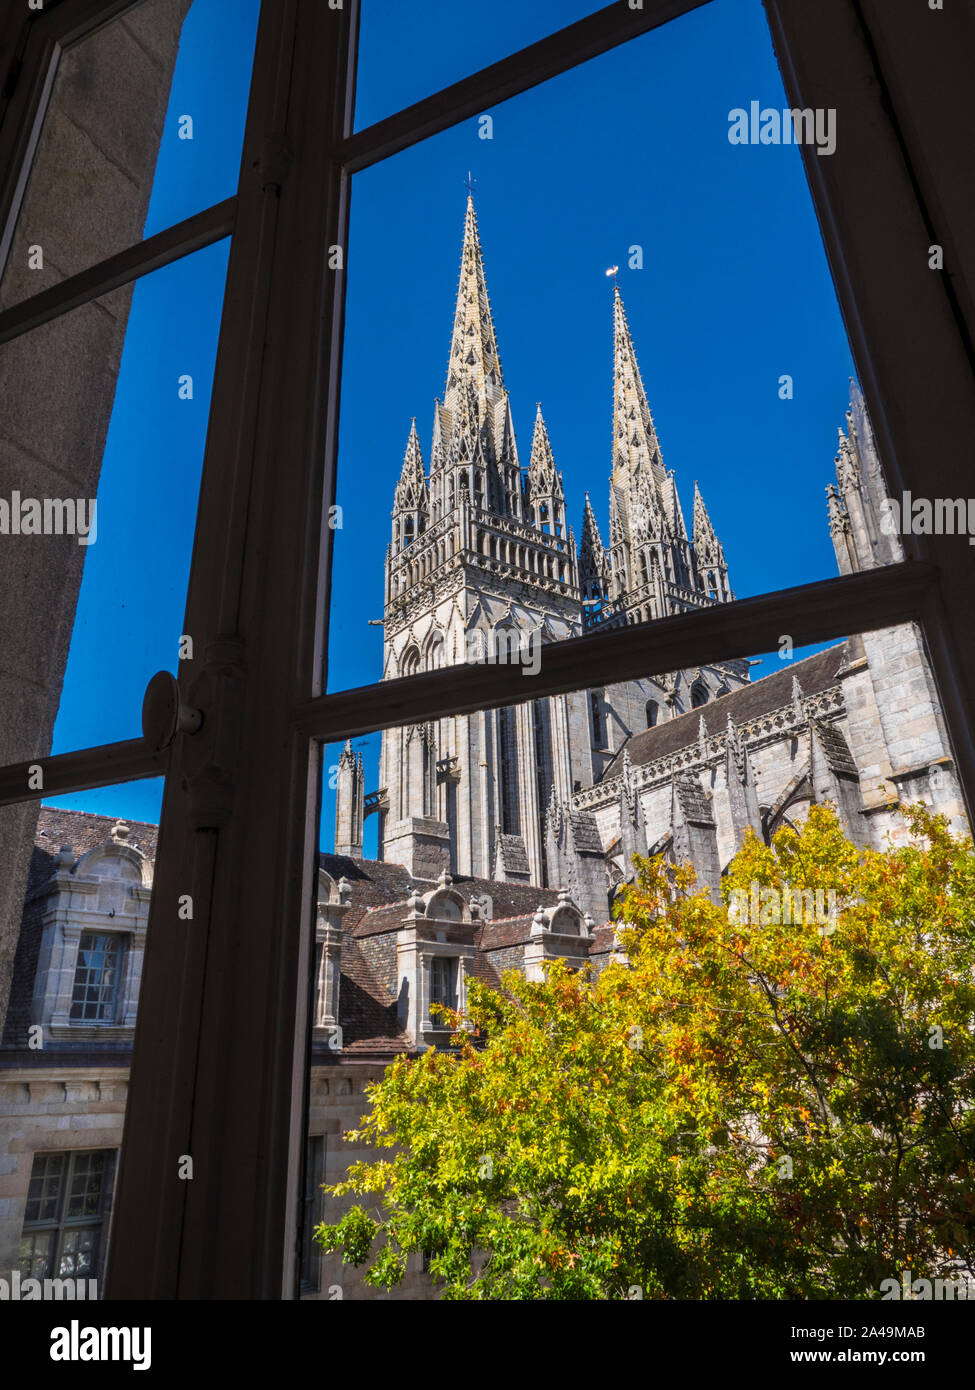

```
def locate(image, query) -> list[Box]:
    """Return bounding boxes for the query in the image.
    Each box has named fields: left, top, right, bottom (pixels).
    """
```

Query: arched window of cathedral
left=590, top=690, right=605, bottom=747
left=646, top=699, right=659, bottom=728
left=691, top=681, right=708, bottom=709
left=401, top=646, right=420, bottom=678
left=428, top=636, right=444, bottom=670
left=403, top=517, right=414, bottom=549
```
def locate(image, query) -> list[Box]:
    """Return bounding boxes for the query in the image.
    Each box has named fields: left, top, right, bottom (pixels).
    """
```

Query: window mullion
left=0, top=196, right=237, bottom=346
left=296, top=561, right=936, bottom=742
left=336, top=0, right=712, bottom=176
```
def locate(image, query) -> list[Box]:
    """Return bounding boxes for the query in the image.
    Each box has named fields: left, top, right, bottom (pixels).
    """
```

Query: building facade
left=0, top=196, right=968, bottom=1300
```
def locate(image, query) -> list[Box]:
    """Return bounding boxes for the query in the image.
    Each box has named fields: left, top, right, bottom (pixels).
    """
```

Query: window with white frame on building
left=429, top=956, right=458, bottom=1020
left=69, top=931, right=124, bottom=1024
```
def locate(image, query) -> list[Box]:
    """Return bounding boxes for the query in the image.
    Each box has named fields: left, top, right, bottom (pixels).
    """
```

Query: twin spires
left=388, top=193, right=734, bottom=626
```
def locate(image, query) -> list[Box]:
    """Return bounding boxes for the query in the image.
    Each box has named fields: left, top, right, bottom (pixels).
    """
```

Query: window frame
left=69, top=929, right=124, bottom=1024
left=19, top=1147, right=116, bottom=1285
left=0, top=0, right=968, bottom=1299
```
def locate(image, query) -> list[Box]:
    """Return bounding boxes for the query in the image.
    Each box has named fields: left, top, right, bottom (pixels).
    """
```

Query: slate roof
left=3, top=806, right=628, bottom=1060
left=495, top=833, right=530, bottom=875
left=674, top=775, right=714, bottom=825
left=813, top=718, right=859, bottom=776
left=569, top=810, right=603, bottom=853
left=603, top=642, right=849, bottom=780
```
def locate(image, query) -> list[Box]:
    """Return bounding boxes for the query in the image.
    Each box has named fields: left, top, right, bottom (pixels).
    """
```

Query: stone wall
left=0, top=0, right=191, bottom=1035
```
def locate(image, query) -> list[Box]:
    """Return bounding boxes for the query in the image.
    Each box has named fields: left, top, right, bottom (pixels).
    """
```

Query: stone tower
left=371, top=195, right=749, bottom=885
left=826, top=380, right=966, bottom=841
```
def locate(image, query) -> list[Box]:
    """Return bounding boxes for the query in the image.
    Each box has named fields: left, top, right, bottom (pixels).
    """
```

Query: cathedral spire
left=611, top=285, right=666, bottom=493
left=691, top=480, right=731, bottom=602
left=580, top=492, right=607, bottom=604
left=524, top=404, right=566, bottom=536
left=394, top=419, right=425, bottom=508
left=391, top=418, right=428, bottom=555
left=444, top=193, right=504, bottom=418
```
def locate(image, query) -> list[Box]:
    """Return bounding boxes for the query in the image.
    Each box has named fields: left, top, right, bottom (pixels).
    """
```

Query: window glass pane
left=0, top=240, right=230, bottom=765
left=328, top=0, right=894, bottom=700
left=354, top=0, right=608, bottom=131
left=0, top=0, right=259, bottom=309
left=18, top=1228, right=55, bottom=1278
left=58, top=1224, right=100, bottom=1278
left=70, top=935, right=123, bottom=1023
left=308, top=602, right=970, bottom=1297
left=1, top=780, right=157, bottom=1295
left=24, top=1151, right=66, bottom=1223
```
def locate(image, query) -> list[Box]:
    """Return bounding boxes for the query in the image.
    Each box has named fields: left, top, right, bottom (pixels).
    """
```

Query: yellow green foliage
left=316, top=804, right=975, bottom=1299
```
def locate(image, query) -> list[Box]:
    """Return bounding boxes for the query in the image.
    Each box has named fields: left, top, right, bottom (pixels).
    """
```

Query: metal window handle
left=141, top=671, right=203, bottom=754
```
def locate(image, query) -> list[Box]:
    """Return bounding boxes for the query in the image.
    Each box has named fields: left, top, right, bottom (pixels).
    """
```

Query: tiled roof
left=7, top=813, right=611, bottom=1060
left=28, top=807, right=158, bottom=898
left=813, top=719, right=858, bottom=776
left=475, top=915, right=536, bottom=950
left=495, top=833, right=530, bottom=875
left=674, top=775, right=714, bottom=825
left=569, top=811, right=603, bottom=853
left=603, top=642, right=849, bottom=779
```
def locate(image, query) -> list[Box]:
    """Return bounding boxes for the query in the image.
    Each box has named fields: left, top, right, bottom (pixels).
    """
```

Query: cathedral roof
left=603, top=642, right=850, bottom=780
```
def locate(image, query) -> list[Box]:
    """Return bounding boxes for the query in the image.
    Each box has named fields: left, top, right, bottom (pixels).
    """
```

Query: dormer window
left=429, top=957, right=457, bottom=1019
left=70, top=932, right=123, bottom=1023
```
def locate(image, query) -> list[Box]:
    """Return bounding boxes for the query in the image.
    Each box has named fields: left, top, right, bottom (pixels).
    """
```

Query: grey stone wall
left=0, top=0, right=191, bottom=1034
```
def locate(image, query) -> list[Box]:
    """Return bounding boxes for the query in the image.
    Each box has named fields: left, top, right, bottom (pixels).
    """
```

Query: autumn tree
left=316, top=804, right=975, bottom=1299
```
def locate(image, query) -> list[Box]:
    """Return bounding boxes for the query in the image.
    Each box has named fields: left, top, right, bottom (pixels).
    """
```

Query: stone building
left=371, top=195, right=750, bottom=889
left=0, top=192, right=967, bottom=1300
left=340, top=197, right=968, bottom=915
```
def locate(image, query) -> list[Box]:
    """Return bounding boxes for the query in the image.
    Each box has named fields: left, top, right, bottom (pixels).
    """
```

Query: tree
left=316, top=804, right=975, bottom=1299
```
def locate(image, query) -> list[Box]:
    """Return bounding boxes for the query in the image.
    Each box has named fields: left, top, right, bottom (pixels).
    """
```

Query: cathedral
left=335, top=194, right=967, bottom=916
left=1, top=195, right=968, bottom=1301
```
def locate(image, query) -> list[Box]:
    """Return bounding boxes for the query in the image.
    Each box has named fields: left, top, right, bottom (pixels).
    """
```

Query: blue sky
left=45, top=0, right=857, bottom=835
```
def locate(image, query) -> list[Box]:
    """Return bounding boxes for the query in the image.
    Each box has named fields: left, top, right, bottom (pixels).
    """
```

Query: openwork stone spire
left=579, top=491, right=607, bottom=603
left=691, top=480, right=731, bottom=602
left=444, top=193, right=505, bottom=418
left=393, top=419, right=427, bottom=511
left=612, top=285, right=666, bottom=494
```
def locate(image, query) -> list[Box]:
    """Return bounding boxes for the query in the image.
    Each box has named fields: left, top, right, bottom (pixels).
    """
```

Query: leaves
left=316, top=804, right=975, bottom=1299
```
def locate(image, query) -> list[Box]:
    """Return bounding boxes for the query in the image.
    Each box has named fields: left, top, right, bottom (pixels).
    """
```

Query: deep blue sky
left=46, top=0, right=857, bottom=836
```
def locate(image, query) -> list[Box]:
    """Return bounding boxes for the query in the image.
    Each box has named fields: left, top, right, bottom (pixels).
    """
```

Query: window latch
left=141, top=671, right=203, bottom=754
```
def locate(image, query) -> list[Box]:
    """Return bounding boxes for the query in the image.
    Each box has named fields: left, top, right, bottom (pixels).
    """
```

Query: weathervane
left=605, top=264, right=619, bottom=287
